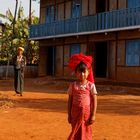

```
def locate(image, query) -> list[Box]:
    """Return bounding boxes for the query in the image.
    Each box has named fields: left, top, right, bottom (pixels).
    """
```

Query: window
left=128, top=0, right=140, bottom=8
left=64, top=44, right=81, bottom=66
left=126, top=40, right=140, bottom=66
left=46, top=5, right=57, bottom=23
left=72, top=0, right=81, bottom=18
left=70, top=44, right=81, bottom=56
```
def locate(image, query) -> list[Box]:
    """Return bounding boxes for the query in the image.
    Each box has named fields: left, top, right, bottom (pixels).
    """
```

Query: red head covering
left=68, top=53, right=94, bottom=83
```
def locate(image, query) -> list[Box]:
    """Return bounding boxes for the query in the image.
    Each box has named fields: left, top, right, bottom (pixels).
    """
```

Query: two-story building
left=30, top=0, right=140, bottom=83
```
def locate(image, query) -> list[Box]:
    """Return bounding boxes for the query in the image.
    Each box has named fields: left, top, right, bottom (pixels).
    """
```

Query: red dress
left=68, top=81, right=97, bottom=140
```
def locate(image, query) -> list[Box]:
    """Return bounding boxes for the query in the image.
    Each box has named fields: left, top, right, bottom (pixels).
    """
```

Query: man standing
left=13, top=47, right=26, bottom=96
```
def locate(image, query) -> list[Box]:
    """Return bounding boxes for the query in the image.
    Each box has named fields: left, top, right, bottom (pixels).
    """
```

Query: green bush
left=0, top=58, right=13, bottom=65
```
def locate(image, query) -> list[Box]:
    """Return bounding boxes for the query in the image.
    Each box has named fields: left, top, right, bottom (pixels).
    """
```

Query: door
left=95, top=42, right=108, bottom=77
left=47, top=46, right=55, bottom=75
left=96, top=0, right=109, bottom=13
left=72, top=0, right=81, bottom=18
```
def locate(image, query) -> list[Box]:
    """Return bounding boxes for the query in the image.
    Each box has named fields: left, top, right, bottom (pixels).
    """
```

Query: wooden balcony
left=29, top=7, right=140, bottom=40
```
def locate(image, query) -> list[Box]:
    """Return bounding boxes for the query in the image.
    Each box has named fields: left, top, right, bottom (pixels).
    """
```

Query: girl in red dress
left=67, top=54, right=97, bottom=140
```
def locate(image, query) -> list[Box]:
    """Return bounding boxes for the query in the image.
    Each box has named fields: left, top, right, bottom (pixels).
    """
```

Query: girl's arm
left=87, top=84, right=98, bottom=125
left=90, top=94, right=97, bottom=122
left=68, top=95, right=72, bottom=123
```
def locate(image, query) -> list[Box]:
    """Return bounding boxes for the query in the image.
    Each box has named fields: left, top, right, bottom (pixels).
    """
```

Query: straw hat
left=18, top=47, right=24, bottom=52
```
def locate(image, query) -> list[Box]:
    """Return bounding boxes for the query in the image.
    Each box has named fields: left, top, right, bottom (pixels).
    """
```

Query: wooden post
left=6, top=0, right=18, bottom=79
left=29, top=0, right=32, bottom=25
left=13, top=0, right=18, bottom=36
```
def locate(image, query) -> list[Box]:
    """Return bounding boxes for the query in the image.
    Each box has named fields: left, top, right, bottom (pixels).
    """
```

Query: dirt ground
left=0, top=77, right=140, bottom=140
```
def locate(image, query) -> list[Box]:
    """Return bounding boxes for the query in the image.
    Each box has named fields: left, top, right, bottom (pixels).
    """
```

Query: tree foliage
left=0, top=5, right=39, bottom=65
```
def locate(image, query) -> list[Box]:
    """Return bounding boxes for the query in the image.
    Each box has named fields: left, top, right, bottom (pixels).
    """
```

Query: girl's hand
left=86, top=116, right=96, bottom=125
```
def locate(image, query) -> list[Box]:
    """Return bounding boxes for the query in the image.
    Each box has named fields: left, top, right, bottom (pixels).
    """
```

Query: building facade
left=30, top=0, right=140, bottom=83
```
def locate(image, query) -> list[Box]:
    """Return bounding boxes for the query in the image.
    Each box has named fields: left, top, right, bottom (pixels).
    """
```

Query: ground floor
left=38, top=30, right=140, bottom=83
left=0, top=78, right=140, bottom=140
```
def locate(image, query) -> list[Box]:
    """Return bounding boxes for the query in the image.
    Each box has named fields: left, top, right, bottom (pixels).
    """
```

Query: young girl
left=67, top=54, right=97, bottom=140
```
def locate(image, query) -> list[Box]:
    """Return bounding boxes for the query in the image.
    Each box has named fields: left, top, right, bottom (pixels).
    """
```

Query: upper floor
left=30, top=0, right=140, bottom=40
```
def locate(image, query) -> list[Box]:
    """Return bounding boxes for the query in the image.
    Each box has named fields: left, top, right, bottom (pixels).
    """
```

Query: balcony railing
left=30, top=7, right=140, bottom=39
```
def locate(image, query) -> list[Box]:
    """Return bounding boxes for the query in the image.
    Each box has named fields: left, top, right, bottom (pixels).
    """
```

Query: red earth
left=0, top=77, right=140, bottom=140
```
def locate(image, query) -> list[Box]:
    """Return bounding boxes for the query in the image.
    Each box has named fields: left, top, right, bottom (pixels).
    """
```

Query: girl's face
left=76, top=69, right=89, bottom=82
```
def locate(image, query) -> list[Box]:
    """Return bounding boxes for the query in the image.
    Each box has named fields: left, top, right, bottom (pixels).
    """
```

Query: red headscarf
left=68, top=53, right=94, bottom=83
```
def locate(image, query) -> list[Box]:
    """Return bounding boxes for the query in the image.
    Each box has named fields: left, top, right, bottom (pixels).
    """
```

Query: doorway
left=96, top=0, right=109, bottom=13
left=46, top=46, right=55, bottom=75
left=95, top=42, right=107, bottom=77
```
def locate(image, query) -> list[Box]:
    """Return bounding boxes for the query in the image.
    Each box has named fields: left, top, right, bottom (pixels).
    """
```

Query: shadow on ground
left=97, top=97, right=140, bottom=115
left=0, top=78, right=140, bottom=116
left=14, top=97, right=67, bottom=113
left=9, top=94, right=140, bottom=116
left=0, top=78, right=140, bottom=96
